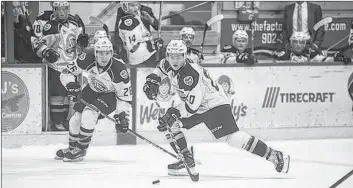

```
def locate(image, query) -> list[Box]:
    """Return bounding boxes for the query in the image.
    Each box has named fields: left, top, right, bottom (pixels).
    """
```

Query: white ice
left=2, top=139, right=353, bottom=188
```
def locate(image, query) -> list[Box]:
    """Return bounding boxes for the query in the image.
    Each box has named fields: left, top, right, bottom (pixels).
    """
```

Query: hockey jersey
left=153, top=59, right=228, bottom=116
left=221, top=45, right=256, bottom=64
left=118, top=15, right=155, bottom=65
left=32, top=14, right=84, bottom=72
left=187, top=47, right=204, bottom=64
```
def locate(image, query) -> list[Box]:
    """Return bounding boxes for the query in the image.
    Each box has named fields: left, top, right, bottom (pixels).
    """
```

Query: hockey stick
left=161, top=1, right=209, bottom=21
left=166, top=126, right=199, bottom=182
left=313, top=17, right=333, bottom=31
left=79, top=99, right=181, bottom=160
left=327, top=35, right=349, bottom=51
left=156, top=1, right=163, bottom=62
left=200, top=14, right=224, bottom=54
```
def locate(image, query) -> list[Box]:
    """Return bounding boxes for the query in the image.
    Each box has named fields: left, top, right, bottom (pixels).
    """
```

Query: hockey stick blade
left=313, top=17, right=333, bottom=31
left=206, top=14, right=224, bottom=27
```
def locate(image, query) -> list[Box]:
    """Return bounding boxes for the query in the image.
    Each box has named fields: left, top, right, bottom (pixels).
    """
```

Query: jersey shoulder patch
left=42, top=20, right=59, bottom=35
left=36, top=11, right=53, bottom=21
left=221, top=45, right=236, bottom=53
left=109, top=59, right=130, bottom=84
left=178, top=60, right=199, bottom=91
left=77, top=48, right=95, bottom=69
left=119, top=15, right=140, bottom=31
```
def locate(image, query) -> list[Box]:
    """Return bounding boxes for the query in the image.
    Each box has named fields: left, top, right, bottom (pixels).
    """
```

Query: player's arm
left=143, top=59, right=169, bottom=100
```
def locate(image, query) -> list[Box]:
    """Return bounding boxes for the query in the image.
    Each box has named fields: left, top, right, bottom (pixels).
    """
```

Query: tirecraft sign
left=1, top=71, right=30, bottom=132
left=262, top=87, right=336, bottom=108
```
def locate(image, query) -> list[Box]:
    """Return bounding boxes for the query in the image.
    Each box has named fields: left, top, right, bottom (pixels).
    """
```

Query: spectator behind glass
left=114, top=1, right=159, bottom=62
left=282, top=1, right=324, bottom=55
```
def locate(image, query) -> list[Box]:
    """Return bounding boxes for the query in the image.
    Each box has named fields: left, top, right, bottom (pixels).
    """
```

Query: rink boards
left=1, top=62, right=353, bottom=147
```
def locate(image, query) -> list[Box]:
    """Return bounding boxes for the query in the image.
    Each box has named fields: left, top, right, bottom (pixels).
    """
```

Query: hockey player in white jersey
left=143, top=39, right=290, bottom=178
left=55, top=38, right=132, bottom=162
left=221, top=30, right=257, bottom=64
left=180, top=27, right=204, bottom=64
left=118, top=1, right=163, bottom=66
left=31, top=1, right=89, bottom=131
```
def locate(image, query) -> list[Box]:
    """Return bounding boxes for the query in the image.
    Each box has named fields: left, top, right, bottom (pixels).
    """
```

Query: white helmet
left=51, top=1, right=70, bottom=22
left=166, top=39, right=188, bottom=70
left=94, top=38, right=113, bottom=66
left=94, top=30, right=108, bottom=43
left=180, top=27, right=195, bottom=36
left=166, top=39, right=187, bottom=55
left=290, top=31, right=306, bottom=41
left=232, top=30, right=248, bottom=42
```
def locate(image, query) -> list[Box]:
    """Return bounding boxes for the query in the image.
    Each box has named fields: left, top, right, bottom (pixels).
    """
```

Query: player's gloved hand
left=236, top=53, right=256, bottom=65
left=114, top=112, right=129, bottom=133
left=77, top=33, right=89, bottom=48
left=42, top=48, right=60, bottom=63
left=153, top=37, right=164, bottom=49
left=276, top=50, right=290, bottom=61
left=158, top=108, right=181, bottom=132
left=146, top=38, right=164, bottom=52
left=334, top=52, right=352, bottom=64
left=143, top=73, right=161, bottom=100
left=141, top=10, right=155, bottom=24
left=308, top=43, right=320, bottom=54
left=66, top=82, right=81, bottom=101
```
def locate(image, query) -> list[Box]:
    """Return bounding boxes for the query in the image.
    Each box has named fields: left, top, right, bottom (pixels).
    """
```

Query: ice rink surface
left=2, top=139, right=353, bottom=188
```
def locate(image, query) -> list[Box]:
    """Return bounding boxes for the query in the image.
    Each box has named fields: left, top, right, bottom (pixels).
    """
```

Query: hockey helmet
left=232, top=30, right=248, bottom=52
left=290, top=31, right=307, bottom=53
left=52, top=1, right=70, bottom=22
left=94, top=38, right=113, bottom=67
left=180, top=27, right=195, bottom=47
left=166, top=39, right=188, bottom=70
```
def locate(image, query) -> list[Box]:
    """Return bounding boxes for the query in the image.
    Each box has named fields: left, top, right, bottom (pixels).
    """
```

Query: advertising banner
left=221, top=17, right=353, bottom=55
left=1, top=67, right=44, bottom=134
left=136, top=65, right=353, bottom=131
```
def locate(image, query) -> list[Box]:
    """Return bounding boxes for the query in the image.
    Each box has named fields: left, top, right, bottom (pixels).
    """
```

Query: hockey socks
left=69, top=131, right=79, bottom=150
left=166, top=131, right=188, bottom=154
left=77, top=126, right=94, bottom=150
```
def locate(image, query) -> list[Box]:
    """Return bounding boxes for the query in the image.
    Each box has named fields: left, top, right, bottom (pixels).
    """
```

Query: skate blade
left=63, top=157, right=84, bottom=162
left=281, top=155, right=290, bottom=174
left=168, top=166, right=198, bottom=176
left=54, top=156, right=64, bottom=160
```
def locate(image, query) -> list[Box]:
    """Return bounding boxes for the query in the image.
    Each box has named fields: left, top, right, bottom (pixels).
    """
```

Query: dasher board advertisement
left=135, top=65, right=353, bottom=131
left=2, top=65, right=46, bottom=135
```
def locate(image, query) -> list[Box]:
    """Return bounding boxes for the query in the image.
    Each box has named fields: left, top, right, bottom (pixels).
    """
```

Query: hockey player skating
left=179, top=27, right=204, bottom=64
left=117, top=1, right=163, bottom=66
left=143, top=39, right=290, bottom=178
left=31, top=1, right=89, bottom=131
left=221, top=30, right=257, bottom=64
left=55, top=38, right=132, bottom=162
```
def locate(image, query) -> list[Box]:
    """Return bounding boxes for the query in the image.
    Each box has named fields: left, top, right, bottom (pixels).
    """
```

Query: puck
left=152, top=180, right=160, bottom=184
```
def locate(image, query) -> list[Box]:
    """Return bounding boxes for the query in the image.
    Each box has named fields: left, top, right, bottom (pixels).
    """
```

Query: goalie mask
left=166, top=39, right=188, bottom=70
left=290, top=32, right=307, bottom=54
left=120, top=1, right=141, bottom=16
left=180, top=27, right=195, bottom=47
left=94, top=38, right=113, bottom=67
left=52, top=1, right=70, bottom=22
left=232, top=30, right=248, bottom=53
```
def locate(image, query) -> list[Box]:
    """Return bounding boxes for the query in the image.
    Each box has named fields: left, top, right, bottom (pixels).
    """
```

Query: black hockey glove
left=334, top=52, right=352, bottom=64
left=146, top=37, right=164, bottom=52
left=66, top=82, right=81, bottom=102
left=143, top=73, right=161, bottom=100
left=157, top=107, right=181, bottom=132
left=236, top=53, right=256, bottom=65
left=77, top=33, right=89, bottom=48
left=42, top=48, right=60, bottom=63
left=114, top=112, right=129, bottom=133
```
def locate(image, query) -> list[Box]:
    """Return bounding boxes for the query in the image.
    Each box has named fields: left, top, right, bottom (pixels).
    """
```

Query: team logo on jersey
left=120, top=70, right=128, bottom=79
left=78, top=52, right=86, bottom=60
left=183, top=76, right=194, bottom=86
left=124, top=19, right=132, bottom=26
left=43, top=24, right=51, bottom=31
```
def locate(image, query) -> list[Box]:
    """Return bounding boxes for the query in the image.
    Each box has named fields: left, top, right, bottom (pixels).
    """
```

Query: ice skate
left=268, top=149, right=290, bottom=173
left=168, top=149, right=199, bottom=180
left=63, top=147, right=86, bottom=162
left=54, top=147, right=71, bottom=160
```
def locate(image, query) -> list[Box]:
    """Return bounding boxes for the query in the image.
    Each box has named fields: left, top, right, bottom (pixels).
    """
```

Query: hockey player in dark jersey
left=179, top=27, right=204, bottom=64
left=221, top=30, right=257, bottom=64
left=143, top=40, right=290, bottom=179
left=55, top=38, right=132, bottom=162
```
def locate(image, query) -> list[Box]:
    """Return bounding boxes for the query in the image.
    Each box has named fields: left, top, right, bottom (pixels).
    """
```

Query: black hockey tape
left=152, top=180, right=160, bottom=184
